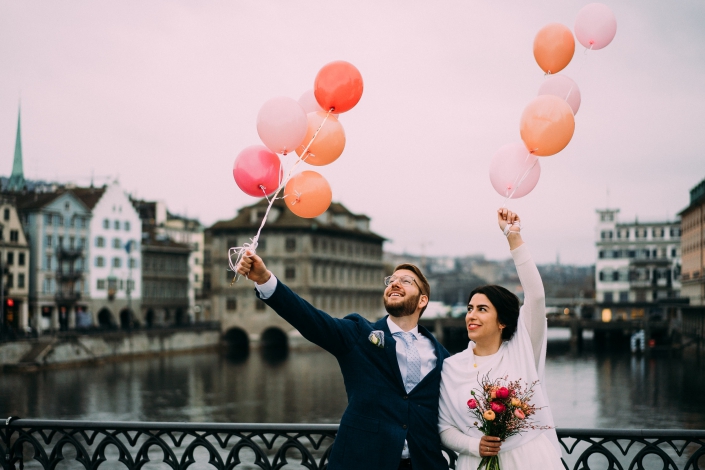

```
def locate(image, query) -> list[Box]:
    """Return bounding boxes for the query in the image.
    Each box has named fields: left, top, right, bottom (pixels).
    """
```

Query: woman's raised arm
left=497, top=209, right=546, bottom=367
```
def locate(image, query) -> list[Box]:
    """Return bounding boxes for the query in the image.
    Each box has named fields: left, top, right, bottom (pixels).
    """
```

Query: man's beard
left=384, top=292, right=420, bottom=317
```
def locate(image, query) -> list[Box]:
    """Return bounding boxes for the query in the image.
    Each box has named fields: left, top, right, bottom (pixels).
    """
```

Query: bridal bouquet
left=467, top=373, right=550, bottom=470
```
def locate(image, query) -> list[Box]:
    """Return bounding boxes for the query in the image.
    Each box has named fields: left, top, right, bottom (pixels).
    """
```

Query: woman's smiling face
left=466, top=293, right=505, bottom=343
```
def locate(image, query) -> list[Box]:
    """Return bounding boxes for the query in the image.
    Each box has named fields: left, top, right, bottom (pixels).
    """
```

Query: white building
left=77, top=183, right=142, bottom=327
left=595, top=208, right=681, bottom=321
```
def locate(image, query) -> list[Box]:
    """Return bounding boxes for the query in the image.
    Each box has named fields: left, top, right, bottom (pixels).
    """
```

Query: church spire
left=7, top=107, right=26, bottom=192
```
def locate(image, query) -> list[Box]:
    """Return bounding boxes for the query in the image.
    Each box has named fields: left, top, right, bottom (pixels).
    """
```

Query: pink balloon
left=256, top=97, right=307, bottom=155
left=233, top=145, right=282, bottom=197
left=574, top=3, right=617, bottom=50
left=538, top=75, right=581, bottom=115
left=489, top=143, right=542, bottom=199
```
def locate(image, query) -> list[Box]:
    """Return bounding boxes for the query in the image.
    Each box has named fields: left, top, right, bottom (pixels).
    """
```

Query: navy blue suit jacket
left=258, top=280, right=451, bottom=470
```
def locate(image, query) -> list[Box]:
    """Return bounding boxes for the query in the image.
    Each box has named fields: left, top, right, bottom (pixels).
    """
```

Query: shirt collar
left=386, top=316, right=420, bottom=338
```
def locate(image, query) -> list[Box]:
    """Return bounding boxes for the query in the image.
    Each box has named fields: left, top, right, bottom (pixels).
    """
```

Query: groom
left=237, top=252, right=450, bottom=470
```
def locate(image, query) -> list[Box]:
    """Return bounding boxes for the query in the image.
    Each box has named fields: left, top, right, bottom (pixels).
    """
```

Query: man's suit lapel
left=375, top=317, right=405, bottom=390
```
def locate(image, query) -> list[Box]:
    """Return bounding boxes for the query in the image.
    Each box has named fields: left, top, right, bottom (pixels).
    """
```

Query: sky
left=1, top=1, right=704, bottom=265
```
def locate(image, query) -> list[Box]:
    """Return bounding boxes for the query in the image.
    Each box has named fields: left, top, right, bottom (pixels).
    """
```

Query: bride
left=438, top=208, right=563, bottom=470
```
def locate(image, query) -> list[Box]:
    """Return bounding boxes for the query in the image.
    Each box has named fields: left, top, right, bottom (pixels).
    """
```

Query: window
left=285, top=266, right=296, bottom=280
left=46, top=255, right=52, bottom=270
left=18, top=253, right=25, bottom=266
left=97, top=279, right=106, bottom=290
left=95, top=256, right=105, bottom=267
left=671, top=248, right=677, bottom=257
left=69, top=236, right=75, bottom=249
left=604, top=292, right=613, bottom=303
left=96, top=236, right=105, bottom=247
left=79, top=237, right=86, bottom=248
left=3, top=209, right=9, bottom=221
left=6, top=274, right=13, bottom=288
left=113, top=257, right=121, bottom=268
left=46, top=235, right=53, bottom=247
left=619, top=291, right=629, bottom=303
left=58, top=236, right=64, bottom=248
left=56, top=215, right=63, bottom=226
left=0, top=228, right=3, bottom=241
left=18, top=274, right=25, bottom=288
left=194, top=274, right=199, bottom=282
left=285, top=237, right=297, bottom=252
left=612, top=272, right=619, bottom=281
left=103, top=219, right=110, bottom=229
left=226, top=298, right=237, bottom=311
left=6, top=252, right=13, bottom=265
left=113, top=238, right=122, bottom=249
left=124, top=221, right=131, bottom=231
left=114, top=220, right=120, bottom=230
left=129, top=258, right=137, bottom=268
left=45, top=214, right=53, bottom=226
left=127, top=280, right=135, bottom=291
left=255, top=299, right=266, bottom=311
left=258, top=238, right=266, bottom=251
left=194, top=257, right=199, bottom=265
left=227, top=238, right=238, bottom=248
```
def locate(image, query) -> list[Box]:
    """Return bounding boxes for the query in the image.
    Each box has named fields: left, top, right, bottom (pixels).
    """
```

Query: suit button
left=403, top=395, right=408, bottom=400
left=402, top=424, right=407, bottom=429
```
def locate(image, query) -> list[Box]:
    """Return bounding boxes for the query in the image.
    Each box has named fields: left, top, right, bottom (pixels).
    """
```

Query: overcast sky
left=1, top=1, right=703, bottom=264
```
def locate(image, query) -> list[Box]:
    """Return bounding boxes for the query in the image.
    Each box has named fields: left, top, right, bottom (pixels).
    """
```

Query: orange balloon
left=520, top=95, right=575, bottom=156
left=533, top=23, right=575, bottom=74
left=314, top=61, right=363, bottom=114
left=284, top=171, right=332, bottom=218
left=295, top=112, right=346, bottom=166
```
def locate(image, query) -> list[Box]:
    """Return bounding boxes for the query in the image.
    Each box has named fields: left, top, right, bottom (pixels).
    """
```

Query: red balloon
left=314, top=61, right=363, bottom=114
left=233, top=145, right=282, bottom=197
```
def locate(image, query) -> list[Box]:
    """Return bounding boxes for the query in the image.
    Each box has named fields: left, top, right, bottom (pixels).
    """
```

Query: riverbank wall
left=0, top=328, right=222, bottom=371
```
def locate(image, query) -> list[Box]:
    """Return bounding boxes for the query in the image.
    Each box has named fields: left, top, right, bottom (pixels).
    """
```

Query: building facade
left=679, top=178, right=705, bottom=305
left=205, top=199, right=386, bottom=341
left=17, top=191, right=92, bottom=331
left=141, top=234, right=190, bottom=327
left=75, top=183, right=143, bottom=328
left=595, top=208, right=681, bottom=321
left=0, top=196, right=30, bottom=335
left=132, top=200, right=204, bottom=322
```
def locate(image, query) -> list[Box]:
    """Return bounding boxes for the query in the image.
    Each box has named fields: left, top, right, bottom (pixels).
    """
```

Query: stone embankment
left=0, top=327, right=221, bottom=371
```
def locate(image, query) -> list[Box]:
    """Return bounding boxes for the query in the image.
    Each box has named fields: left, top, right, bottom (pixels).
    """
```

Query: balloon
left=489, top=143, right=542, bottom=199
left=256, top=97, right=307, bottom=155
left=233, top=145, right=282, bottom=197
left=284, top=171, right=332, bottom=218
left=295, top=112, right=346, bottom=166
left=574, top=3, right=617, bottom=50
left=538, top=74, right=581, bottom=115
left=298, top=89, right=326, bottom=114
left=533, top=23, right=575, bottom=74
left=314, top=61, right=363, bottom=114
left=520, top=95, right=575, bottom=156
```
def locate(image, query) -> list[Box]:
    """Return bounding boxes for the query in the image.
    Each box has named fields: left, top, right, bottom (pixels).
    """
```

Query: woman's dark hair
left=467, top=285, right=520, bottom=341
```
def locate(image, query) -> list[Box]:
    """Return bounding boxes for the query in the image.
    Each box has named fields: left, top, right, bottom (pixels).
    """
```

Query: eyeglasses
left=384, top=275, right=426, bottom=295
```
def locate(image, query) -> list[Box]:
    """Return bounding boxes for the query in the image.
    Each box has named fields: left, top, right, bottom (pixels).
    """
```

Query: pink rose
left=514, top=408, right=526, bottom=420
left=467, top=399, right=478, bottom=409
left=490, top=401, right=506, bottom=414
left=496, top=387, right=509, bottom=399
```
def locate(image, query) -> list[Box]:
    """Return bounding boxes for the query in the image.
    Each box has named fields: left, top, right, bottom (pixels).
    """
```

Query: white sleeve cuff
left=510, top=243, right=532, bottom=266
left=254, top=274, right=278, bottom=299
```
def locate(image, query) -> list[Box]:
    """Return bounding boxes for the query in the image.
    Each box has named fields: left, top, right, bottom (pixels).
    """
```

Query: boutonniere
left=368, top=330, right=385, bottom=348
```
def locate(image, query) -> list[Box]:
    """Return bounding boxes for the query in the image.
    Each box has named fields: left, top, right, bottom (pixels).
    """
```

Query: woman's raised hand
left=497, top=208, right=521, bottom=233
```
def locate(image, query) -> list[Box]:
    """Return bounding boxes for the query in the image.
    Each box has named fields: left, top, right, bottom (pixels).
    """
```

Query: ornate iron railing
left=1, top=419, right=703, bottom=469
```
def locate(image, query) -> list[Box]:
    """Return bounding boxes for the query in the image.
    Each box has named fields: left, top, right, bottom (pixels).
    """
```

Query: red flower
left=467, top=398, right=478, bottom=409
left=496, top=387, right=510, bottom=399
left=490, top=401, right=506, bottom=413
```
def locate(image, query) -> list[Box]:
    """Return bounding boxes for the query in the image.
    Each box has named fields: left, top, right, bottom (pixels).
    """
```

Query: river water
left=1, top=329, right=704, bottom=430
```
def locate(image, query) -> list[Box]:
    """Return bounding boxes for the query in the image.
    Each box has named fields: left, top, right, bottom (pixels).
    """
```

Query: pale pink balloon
left=298, top=89, right=340, bottom=118
left=489, top=143, right=542, bottom=199
left=298, top=89, right=325, bottom=114
left=256, top=97, right=308, bottom=155
left=574, top=3, right=617, bottom=50
left=233, top=145, right=282, bottom=197
left=538, top=74, right=581, bottom=115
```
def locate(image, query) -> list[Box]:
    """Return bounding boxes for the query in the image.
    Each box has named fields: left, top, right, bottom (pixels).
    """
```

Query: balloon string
left=501, top=152, right=538, bottom=208
left=228, top=109, right=333, bottom=284
left=564, top=43, right=593, bottom=103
